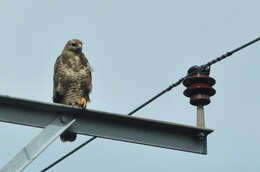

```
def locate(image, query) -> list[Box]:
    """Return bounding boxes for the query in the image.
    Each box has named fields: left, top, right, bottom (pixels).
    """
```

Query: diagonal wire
left=41, top=37, right=260, bottom=172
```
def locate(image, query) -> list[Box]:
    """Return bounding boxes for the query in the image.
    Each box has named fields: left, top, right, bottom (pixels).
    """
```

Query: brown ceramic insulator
left=183, top=73, right=216, bottom=106
left=184, top=83, right=216, bottom=97
left=183, top=75, right=215, bottom=87
left=190, top=94, right=210, bottom=106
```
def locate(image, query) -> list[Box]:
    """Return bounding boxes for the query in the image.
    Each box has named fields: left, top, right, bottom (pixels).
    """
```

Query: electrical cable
left=41, top=37, right=260, bottom=172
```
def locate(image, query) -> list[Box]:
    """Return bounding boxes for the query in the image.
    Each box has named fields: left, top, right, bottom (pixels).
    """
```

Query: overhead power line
left=41, top=37, right=260, bottom=172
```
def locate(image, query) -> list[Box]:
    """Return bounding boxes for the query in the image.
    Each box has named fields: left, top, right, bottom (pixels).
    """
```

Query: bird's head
left=64, top=39, right=83, bottom=54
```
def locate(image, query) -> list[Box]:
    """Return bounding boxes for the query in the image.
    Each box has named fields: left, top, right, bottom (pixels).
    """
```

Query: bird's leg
left=80, top=97, right=87, bottom=109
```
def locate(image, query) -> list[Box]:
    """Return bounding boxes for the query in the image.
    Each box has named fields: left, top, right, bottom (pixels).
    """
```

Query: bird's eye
left=71, top=43, right=77, bottom=46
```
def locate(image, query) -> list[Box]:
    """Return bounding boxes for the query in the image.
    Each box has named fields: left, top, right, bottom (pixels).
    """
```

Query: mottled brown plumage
left=53, top=39, right=92, bottom=142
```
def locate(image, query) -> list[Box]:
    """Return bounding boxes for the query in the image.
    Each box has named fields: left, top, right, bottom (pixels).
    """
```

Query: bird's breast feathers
left=61, top=55, right=90, bottom=80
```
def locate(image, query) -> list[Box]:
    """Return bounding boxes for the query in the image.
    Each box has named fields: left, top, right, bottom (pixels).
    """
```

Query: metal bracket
left=0, top=116, right=76, bottom=172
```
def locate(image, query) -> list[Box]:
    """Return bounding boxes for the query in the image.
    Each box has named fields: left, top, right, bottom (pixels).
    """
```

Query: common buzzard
left=53, top=39, right=92, bottom=142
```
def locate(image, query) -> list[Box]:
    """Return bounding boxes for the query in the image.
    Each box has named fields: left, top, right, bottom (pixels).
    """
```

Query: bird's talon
left=80, top=98, right=87, bottom=109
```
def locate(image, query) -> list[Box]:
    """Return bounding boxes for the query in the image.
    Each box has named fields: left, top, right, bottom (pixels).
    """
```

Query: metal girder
left=0, top=95, right=213, bottom=155
left=0, top=116, right=76, bottom=172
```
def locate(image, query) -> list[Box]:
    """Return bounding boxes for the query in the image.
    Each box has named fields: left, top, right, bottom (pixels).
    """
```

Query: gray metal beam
left=0, top=116, right=76, bottom=172
left=0, top=95, right=213, bottom=154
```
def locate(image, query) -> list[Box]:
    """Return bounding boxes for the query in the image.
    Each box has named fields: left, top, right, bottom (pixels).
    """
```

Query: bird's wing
left=87, top=65, right=92, bottom=91
left=53, top=56, right=66, bottom=103
left=80, top=53, right=93, bottom=101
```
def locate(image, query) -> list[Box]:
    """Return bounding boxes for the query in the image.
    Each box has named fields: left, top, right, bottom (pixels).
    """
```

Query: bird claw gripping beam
left=80, top=97, right=87, bottom=109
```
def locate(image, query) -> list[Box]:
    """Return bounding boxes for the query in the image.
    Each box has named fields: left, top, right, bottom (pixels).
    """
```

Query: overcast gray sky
left=0, top=0, right=260, bottom=171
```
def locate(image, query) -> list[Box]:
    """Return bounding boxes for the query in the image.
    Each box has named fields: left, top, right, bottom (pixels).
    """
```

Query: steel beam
left=0, top=116, right=75, bottom=172
left=0, top=95, right=213, bottom=155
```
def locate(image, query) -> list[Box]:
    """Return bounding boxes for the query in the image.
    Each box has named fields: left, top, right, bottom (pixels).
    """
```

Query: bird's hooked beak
left=77, top=42, right=82, bottom=48
left=76, top=43, right=82, bottom=51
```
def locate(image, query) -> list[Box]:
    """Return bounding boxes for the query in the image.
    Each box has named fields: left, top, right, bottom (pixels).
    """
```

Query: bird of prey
left=53, top=39, right=92, bottom=142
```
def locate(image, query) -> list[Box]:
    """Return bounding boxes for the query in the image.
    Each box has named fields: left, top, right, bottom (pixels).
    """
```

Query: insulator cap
left=183, top=66, right=216, bottom=106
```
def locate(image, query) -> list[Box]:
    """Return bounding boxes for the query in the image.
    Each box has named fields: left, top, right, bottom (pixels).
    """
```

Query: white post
left=197, top=105, right=205, bottom=128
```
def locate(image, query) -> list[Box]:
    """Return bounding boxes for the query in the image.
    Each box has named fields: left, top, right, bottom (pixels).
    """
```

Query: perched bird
left=53, top=39, right=92, bottom=142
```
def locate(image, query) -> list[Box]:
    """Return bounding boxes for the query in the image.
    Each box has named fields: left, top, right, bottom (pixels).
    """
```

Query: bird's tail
left=60, top=131, right=77, bottom=142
